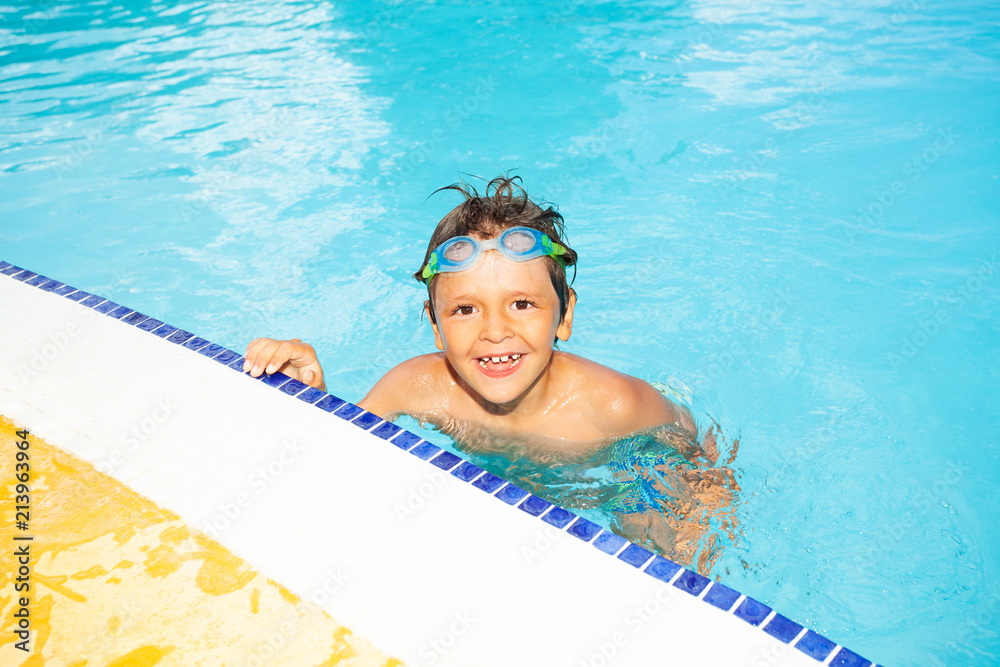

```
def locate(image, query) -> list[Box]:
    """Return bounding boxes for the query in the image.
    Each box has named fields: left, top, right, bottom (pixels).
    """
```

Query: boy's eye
left=512, top=300, right=534, bottom=310
left=454, top=305, right=475, bottom=315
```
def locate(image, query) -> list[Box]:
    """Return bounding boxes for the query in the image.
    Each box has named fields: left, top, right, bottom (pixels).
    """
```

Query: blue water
left=3, top=1, right=999, bottom=664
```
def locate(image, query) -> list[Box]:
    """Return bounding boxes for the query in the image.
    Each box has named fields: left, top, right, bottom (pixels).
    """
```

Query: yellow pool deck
left=0, top=268, right=831, bottom=666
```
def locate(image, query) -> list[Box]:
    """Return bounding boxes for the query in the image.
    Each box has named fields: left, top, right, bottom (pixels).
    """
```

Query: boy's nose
left=479, top=309, right=513, bottom=343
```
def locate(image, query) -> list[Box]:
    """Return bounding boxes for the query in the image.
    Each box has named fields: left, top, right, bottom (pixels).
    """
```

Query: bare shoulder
left=557, top=352, right=693, bottom=435
left=357, top=353, right=452, bottom=419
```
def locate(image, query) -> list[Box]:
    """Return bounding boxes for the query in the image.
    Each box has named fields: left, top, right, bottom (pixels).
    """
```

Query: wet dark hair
left=415, top=175, right=578, bottom=325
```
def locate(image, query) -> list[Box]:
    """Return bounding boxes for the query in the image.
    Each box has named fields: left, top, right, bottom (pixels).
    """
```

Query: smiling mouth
left=476, top=353, right=523, bottom=374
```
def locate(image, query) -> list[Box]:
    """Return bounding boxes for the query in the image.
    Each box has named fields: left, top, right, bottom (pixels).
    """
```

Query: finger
left=261, top=341, right=303, bottom=375
left=242, top=338, right=272, bottom=372
left=248, top=340, right=285, bottom=376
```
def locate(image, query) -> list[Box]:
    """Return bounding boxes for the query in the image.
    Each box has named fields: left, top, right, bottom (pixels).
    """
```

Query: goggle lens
left=442, top=239, right=475, bottom=262
left=503, top=229, right=536, bottom=253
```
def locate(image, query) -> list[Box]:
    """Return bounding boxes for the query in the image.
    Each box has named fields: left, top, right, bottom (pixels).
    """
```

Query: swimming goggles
left=420, top=226, right=569, bottom=282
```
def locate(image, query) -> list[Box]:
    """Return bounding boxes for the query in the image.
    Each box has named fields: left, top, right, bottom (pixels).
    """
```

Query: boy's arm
left=243, top=338, right=326, bottom=391
left=607, top=376, right=696, bottom=436
left=357, top=354, right=440, bottom=420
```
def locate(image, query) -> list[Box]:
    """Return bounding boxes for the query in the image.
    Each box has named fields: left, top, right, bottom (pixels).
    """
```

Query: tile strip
left=0, top=260, right=875, bottom=667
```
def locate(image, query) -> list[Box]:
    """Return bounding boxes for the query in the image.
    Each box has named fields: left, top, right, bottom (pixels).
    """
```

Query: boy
left=244, top=176, right=734, bottom=569
left=243, top=175, right=696, bottom=451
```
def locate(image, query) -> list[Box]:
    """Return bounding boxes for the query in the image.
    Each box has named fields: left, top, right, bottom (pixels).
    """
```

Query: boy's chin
left=463, top=376, right=528, bottom=409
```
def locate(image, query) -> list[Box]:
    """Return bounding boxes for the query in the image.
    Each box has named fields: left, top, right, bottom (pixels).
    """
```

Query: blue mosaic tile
left=279, top=379, right=308, bottom=396
left=472, top=472, right=505, bottom=493
left=152, top=323, right=178, bottom=338
left=371, top=421, right=402, bottom=440
left=315, top=394, right=347, bottom=413
left=14, top=270, right=37, bottom=282
left=25, top=273, right=49, bottom=287
left=763, top=613, right=804, bottom=643
left=496, top=484, right=529, bottom=505
left=94, top=300, right=120, bottom=314
left=734, top=597, right=772, bottom=627
left=829, top=648, right=871, bottom=667
left=567, top=518, right=602, bottom=542
left=65, top=290, right=90, bottom=302
left=334, top=402, right=363, bottom=421
left=593, top=531, right=628, bottom=555
left=183, top=336, right=211, bottom=351
left=53, top=284, right=77, bottom=296
left=451, top=461, right=484, bottom=482
left=228, top=356, right=249, bottom=372
left=80, top=294, right=105, bottom=308
left=518, top=495, right=552, bottom=516
left=120, top=310, right=148, bottom=325
left=137, top=317, right=164, bottom=332
left=197, top=343, right=226, bottom=358
left=296, top=387, right=326, bottom=404
left=409, top=441, right=442, bottom=460
left=167, top=329, right=194, bottom=344
left=795, top=631, right=837, bottom=662
left=352, top=411, right=382, bottom=430
left=39, top=279, right=64, bottom=292
left=260, top=371, right=291, bottom=388
left=673, top=569, right=710, bottom=596
left=108, top=305, right=134, bottom=319
left=429, top=451, right=462, bottom=471
left=213, top=349, right=239, bottom=366
left=0, top=261, right=11, bottom=271
left=540, top=506, right=576, bottom=528
left=617, top=543, right=654, bottom=568
left=1, top=264, right=21, bottom=275
left=702, top=581, right=740, bottom=612
left=390, top=430, right=421, bottom=450
left=644, top=556, right=682, bottom=584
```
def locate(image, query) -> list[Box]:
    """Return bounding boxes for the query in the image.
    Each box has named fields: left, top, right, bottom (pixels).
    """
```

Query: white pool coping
left=0, top=262, right=876, bottom=667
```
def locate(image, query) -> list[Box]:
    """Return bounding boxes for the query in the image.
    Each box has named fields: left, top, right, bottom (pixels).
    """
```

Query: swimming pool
left=2, top=0, right=998, bottom=664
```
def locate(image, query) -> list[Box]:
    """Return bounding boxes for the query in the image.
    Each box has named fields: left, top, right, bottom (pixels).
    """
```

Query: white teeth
left=478, top=354, right=523, bottom=369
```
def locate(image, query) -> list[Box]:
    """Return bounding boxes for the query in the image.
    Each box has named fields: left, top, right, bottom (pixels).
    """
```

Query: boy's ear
left=555, top=288, right=576, bottom=342
left=426, top=302, right=445, bottom=351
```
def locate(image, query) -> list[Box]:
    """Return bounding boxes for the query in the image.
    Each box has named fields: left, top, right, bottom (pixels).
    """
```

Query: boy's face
left=429, top=248, right=574, bottom=409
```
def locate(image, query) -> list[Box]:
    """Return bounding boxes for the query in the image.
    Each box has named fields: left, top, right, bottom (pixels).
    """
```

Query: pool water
left=2, top=1, right=999, bottom=664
